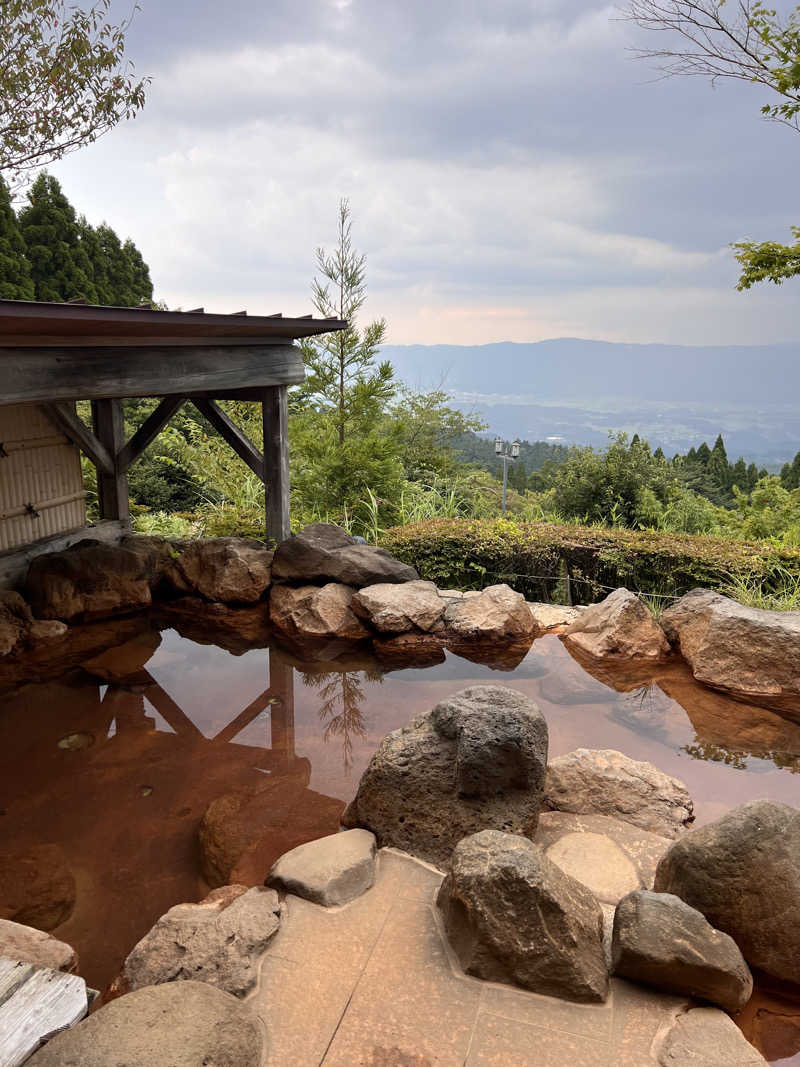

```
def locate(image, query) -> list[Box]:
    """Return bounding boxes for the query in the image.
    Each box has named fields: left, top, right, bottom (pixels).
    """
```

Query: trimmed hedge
left=380, top=518, right=800, bottom=604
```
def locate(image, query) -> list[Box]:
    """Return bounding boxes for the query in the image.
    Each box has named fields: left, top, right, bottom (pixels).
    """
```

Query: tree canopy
left=0, top=174, right=34, bottom=298
left=0, top=0, right=148, bottom=191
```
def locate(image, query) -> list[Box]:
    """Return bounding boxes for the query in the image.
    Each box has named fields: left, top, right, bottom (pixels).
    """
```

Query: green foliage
left=0, top=174, right=33, bottom=298
left=733, top=226, right=800, bottom=288
left=0, top=0, right=148, bottom=191
left=389, top=388, right=487, bottom=480
left=19, top=172, right=97, bottom=301
left=721, top=566, right=800, bottom=611
left=380, top=518, right=800, bottom=604
left=713, top=476, right=800, bottom=545
left=781, top=450, right=800, bottom=489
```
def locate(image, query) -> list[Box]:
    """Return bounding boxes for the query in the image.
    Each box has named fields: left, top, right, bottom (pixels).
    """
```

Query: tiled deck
left=248, top=848, right=707, bottom=1067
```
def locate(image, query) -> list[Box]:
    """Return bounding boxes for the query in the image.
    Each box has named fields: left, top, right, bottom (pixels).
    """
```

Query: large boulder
left=437, top=829, right=608, bottom=1002
left=269, top=582, right=370, bottom=641
left=0, top=918, right=77, bottom=972
left=612, top=889, right=753, bottom=1012
left=199, top=779, right=345, bottom=888
left=27, top=981, right=264, bottom=1067
left=661, top=588, right=800, bottom=719
left=351, top=580, right=445, bottom=633
left=271, top=523, right=418, bottom=586
left=26, top=541, right=155, bottom=621
left=108, top=885, right=280, bottom=999
left=267, top=829, right=377, bottom=906
left=543, top=749, right=694, bottom=839
left=443, top=583, right=536, bottom=643
left=562, top=588, right=670, bottom=659
left=654, top=800, right=800, bottom=984
left=342, top=684, right=548, bottom=868
left=164, top=538, right=272, bottom=604
left=0, top=843, right=76, bottom=930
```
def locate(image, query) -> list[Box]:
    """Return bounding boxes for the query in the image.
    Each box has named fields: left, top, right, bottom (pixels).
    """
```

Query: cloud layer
left=50, top=0, right=800, bottom=344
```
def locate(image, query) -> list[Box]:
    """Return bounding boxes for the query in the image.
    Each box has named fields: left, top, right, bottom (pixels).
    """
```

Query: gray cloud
left=49, top=0, right=800, bottom=344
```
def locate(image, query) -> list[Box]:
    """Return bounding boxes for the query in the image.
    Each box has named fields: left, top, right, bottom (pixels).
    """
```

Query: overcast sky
left=49, top=0, right=799, bottom=345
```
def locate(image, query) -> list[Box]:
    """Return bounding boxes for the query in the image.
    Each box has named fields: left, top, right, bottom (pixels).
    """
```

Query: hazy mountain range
left=381, top=339, right=800, bottom=466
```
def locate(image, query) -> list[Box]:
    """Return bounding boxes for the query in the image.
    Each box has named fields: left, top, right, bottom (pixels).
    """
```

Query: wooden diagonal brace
left=192, top=399, right=265, bottom=480
left=117, top=396, right=187, bottom=473
left=42, top=402, right=114, bottom=475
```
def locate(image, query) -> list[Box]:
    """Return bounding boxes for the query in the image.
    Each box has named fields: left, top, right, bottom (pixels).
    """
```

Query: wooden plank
left=0, top=965, right=87, bottom=1067
left=193, top=399, right=265, bottom=481
left=0, top=344, right=305, bottom=404
left=262, top=385, right=290, bottom=543
left=42, top=403, right=114, bottom=475
left=0, top=960, right=34, bottom=1008
left=117, top=396, right=186, bottom=473
left=92, top=400, right=129, bottom=524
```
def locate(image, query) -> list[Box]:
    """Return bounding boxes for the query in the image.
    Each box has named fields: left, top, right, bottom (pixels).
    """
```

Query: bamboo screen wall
left=0, top=404, right=87, bottom=552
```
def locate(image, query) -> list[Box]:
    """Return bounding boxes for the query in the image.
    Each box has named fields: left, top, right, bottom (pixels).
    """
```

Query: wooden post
left=92, top=399, right=129, bottom=525
left=262, top=385, right=290, bottom=543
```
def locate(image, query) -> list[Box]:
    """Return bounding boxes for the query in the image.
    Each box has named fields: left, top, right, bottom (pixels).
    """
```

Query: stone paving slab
left=247, top=846, right=759, bottom=1067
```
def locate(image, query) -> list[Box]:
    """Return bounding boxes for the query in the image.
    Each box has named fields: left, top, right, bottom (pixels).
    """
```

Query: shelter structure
left=0, top=299, right=345, bottom=583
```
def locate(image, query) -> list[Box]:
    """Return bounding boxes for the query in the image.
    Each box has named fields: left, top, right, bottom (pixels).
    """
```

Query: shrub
left=379, top=518, right=800, bottom=604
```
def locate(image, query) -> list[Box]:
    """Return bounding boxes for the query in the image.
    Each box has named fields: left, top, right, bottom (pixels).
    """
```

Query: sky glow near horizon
left=45, top=0, right=800, bottom=347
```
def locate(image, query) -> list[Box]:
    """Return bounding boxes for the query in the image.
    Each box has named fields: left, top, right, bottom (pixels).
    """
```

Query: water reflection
left=2, top=616, right=800, bottom=1024
left=302, top=669, right=378, bottom=773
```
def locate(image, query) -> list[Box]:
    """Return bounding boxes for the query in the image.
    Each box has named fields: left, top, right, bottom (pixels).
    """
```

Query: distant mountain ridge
left=380, top=338, right=800, bottom=406
left=379, top=338, right=800, bottom=464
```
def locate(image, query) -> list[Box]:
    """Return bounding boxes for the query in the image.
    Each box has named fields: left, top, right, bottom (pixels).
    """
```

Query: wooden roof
left=0, top=299, right=347, bottom=347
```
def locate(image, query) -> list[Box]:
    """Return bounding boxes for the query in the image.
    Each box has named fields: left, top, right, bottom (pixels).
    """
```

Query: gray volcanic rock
left=612, top=890, right=753, bottom=1012
left=269, top=582, right=371, bottom=641
left=562, top=588, right=670, bottom=660
left=342, top=684, right=548, bottom=867
left=164, top=537, right=272, bottom=603
left=108, top=885, right=280, bottom=999
left=267, top=829, right=377, bottom=906
left=661, top=588, right=800, bottom=719
left=657, top=1006, right=768, bottom=1066
left=654, top=800, right=800, bottom=984
left=352, top=580, right=445, bottom=633
left=543, top=748, right=694, bottom=839
left=272, top=523, right=418, bottom=586
left=437, top=829, right=608, bottom=1002
left=27, top=981, right=264, bottom=1067
left=443, top=583, right=536, bottom=642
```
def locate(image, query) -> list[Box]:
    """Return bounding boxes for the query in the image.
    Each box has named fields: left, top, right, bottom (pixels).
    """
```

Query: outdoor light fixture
left=495, top=438, right=520, bottom=516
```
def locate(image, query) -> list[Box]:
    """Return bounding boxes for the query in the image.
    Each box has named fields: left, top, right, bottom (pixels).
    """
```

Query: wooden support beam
left=42, top=402, right=114, bottom=475
left=192, top=399, right=265, bottom=480
left=92, top=399, right=129, bottom=524
left=267, top=648, right=295, bottom=768
left=262, top=385, right=290, bottom=543
left=117, top=396, right=186, bottom=473
left=1, top=344, right=304, bottom=405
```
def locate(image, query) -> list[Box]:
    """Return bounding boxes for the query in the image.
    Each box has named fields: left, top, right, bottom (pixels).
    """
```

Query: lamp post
left=495, top=437, right=520, bottom=517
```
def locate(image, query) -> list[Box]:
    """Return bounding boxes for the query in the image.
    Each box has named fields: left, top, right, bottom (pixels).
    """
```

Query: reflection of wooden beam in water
left=268, top=649, right=295, bottom=771
left=212, top=689, right=274, bottom=746
left=101, top=686, right=153, bottom=732
left=136, top=673, right=204, bottom=739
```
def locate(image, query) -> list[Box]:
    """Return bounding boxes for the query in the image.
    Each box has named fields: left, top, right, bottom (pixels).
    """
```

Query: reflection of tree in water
left=609, top=684, right=672, bottom=746
left=302, top=669, right=383, bottom=773
left=683, top=736, right=800, bottom=774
